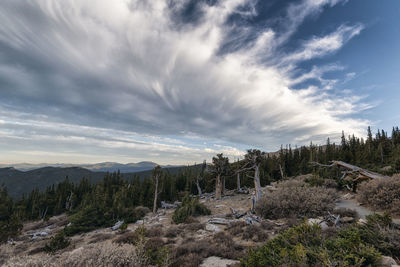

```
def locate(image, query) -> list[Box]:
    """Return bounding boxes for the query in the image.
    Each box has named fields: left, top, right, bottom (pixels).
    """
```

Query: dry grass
left=171, top=232, right=246, bottom=267
left=1, top=241, right=145, bottom=267
left=357, top=175, right=400, bottom=215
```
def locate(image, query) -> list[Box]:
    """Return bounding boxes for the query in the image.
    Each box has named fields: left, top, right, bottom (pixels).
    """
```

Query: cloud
left=283, top=24, right=364, bottom=63
left=0, top=0, right=370, bottom=163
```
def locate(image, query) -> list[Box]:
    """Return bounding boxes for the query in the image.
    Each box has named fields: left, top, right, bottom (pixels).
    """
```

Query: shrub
left=0, top=214, right=23, bottom=243
left=304, top=175, right=325, bottom=187
left=164, top=226, right=180, bottom=238
left=172, top=234, right=245, bottom=266
left=333, top=207, right=359, bottom=219
left=146, top=225, right=163, bottom=237
left=172, top=195, right=210, bottom=224
left=242, top=224, right=269, bottom=242
left=44, top=231, right=70, bottom=253
left=357, top=175, right=400, bottom=215
left=64, top=206, right=113, bottom=236
left=2, top=242, right=146, bottom=267
left=256, top=185, right=338, bottom=219
left=241, top=223, right=382, bottom=267
left=353, top=213, right=400, bottom=259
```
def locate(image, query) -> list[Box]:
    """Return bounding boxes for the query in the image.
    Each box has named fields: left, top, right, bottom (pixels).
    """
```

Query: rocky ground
left=1, top=177, right=399, bottom=267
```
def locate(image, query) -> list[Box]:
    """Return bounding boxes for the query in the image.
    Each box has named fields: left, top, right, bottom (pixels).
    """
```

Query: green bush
left=241, top=223, right=382, bottom=267
left=64, top=205, right=113, bottom=236
left=172, top=194, right=210, bottom=224
left=44, top=231, right=70, bottom=253
left=0, top=214, right=22, bottom=243
left=352, top=213, right=400, bottom=259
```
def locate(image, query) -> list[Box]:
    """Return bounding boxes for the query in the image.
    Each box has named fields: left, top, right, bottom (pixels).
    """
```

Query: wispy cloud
left=0, top=0, right=370, bottom=164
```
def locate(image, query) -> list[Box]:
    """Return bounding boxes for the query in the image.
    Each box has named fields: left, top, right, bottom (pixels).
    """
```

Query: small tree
left=208, top=154, right=230, bottom=199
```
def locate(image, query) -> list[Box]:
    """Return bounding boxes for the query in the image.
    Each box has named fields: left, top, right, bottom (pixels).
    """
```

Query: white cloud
left=0, top=0, right=371, bottom=164
left=283, top=24, right=364, bottom=63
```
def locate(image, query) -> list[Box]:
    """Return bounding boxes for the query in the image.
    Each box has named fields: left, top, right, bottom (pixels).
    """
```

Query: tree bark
left=279, top=164, right=284, bottom=179
left=216, top=174, right=222, bottom=199
left=254, top=165, right=262, bottom=201
left=196, top=179, right=202, bottom=196
left=153, top=175, right=159, bottom=214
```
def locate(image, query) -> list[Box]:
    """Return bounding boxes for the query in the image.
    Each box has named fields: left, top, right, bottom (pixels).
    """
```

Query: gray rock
left=382, top=256, right=397, bottom=266
left=206, top=224, right=221, bottom=232
left=111, top=220, right=124, bottom=231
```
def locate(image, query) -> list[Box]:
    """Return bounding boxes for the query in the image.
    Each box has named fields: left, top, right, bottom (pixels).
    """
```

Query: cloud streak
left=0, top=0, right=370, bottom=164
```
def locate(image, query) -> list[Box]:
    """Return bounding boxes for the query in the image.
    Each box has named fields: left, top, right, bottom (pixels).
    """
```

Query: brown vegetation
left=357, top=175, right=400, bottom=215
left=1, top=241, right=144, bottom=267
left=256, top=179, right=339, bottom=219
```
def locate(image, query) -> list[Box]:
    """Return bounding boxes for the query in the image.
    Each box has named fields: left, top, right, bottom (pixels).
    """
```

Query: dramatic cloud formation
left=0, top=0, right=370, bottom=164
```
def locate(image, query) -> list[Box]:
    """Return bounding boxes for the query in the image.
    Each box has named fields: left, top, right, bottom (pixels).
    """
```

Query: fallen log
left=310, top=160, right=389, bottom=180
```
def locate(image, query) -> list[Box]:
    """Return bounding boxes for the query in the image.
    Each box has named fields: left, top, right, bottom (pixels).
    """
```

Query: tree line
left=1, top=126, right=400, bottom=242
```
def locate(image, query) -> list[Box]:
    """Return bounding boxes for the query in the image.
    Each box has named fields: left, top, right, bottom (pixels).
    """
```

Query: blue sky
left=0, top=0, right=399, bottom=165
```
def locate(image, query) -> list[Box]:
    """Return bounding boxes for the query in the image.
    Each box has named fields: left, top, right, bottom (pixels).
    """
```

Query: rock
left=208, top=218, right=231, bottom=225
left=206, top=224, right=221, bottom=232
left=111, top=220, right=124, bottom=231
left=161, top=201, right=178, bottom=209
left=215, top=204, right=226, bottom=208
left=382, top=256, right=397, bottom=266
left=67, top=222, right=72, bottom=227
left=40, top=231, right=49, bottom=237
left=357, top=218, right=367, bottom=225
left=341, top=217, right=354, bottom=223
left=200, top=256, right=239, bottom=267
left=136, top=220, right=144, bottom=225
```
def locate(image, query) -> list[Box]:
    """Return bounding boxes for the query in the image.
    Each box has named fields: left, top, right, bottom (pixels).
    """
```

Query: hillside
left=0, top=167, right=107, bottom=198
left=0, top=161, right=163, bottom=173
left=0, top=165, right=191, bottom=198
left=1, top=176, right=399, bottom=266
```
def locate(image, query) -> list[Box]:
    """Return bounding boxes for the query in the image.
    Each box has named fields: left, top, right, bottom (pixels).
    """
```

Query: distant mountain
left=0, top=164, right=187, bottom=198
left=0, top=161, right=164, bottom=173
left=81, top=161, right=159, bottom=173
left=0, top=167, right=107, bottom=198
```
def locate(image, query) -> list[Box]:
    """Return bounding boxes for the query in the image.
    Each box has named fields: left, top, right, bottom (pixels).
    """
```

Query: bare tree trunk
left=216, top=174, right=222, bottom=199
left=279, top=164, right=284, bottom=179
left=153, top=175, right=159, bottom=214
left=237, top=172, right=241, bottom=191
left=254, top=165, right=262, bottom=201
left=196, top=179, right=202, bottom=196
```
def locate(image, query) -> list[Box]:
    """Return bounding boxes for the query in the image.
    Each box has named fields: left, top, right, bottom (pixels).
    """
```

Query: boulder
left=341, top=217, right=354, bottom=223
left=382, top=256, right=397, bottom=266
left=206, top=224, right=221, bottom=232
left=111, top=220, right=124, bottom=231
left=200, top=256, right=239, bottom=267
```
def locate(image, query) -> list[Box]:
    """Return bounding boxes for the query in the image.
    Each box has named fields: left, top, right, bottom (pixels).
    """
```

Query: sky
left=0, top=0, right=399, bottom=165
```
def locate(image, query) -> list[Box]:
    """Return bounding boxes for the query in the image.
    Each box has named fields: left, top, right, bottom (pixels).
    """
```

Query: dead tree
left=152, top=165, right=163, bottom=214
left=242, top=149, right=265, bottom=201
left=195, top=160, right=207, bottom=196
left=208, top=154, right=230, bottom=199
left=310, top=160, right=388, bottom=191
